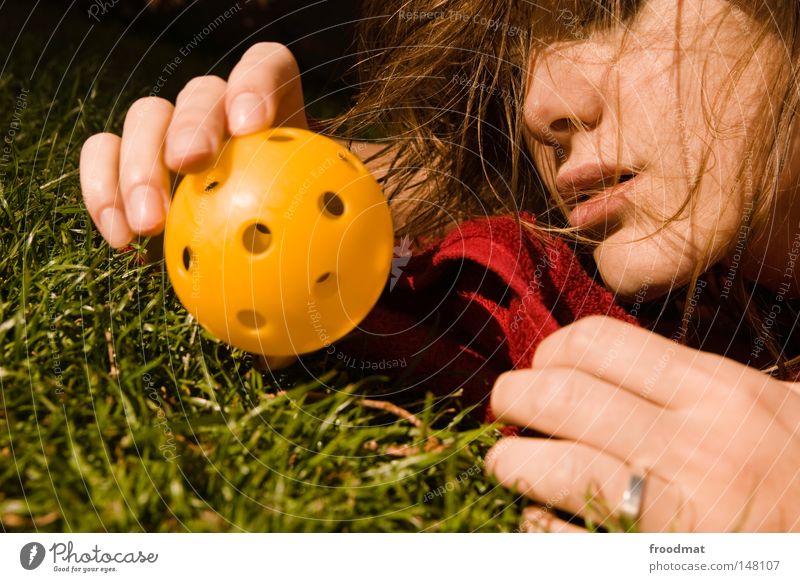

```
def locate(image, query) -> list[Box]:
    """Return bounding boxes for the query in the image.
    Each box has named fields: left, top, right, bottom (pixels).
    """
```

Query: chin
left=593, top=236, right=689, bottom=303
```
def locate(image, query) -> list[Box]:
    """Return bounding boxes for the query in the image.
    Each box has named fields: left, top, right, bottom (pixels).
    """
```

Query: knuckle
left=534, top=369, right=572, bottom=404
left=638, top=417, right=678, bottom=466
left=535, top=316, right=609, bottom=367
left=690, top=350, right=724, bottom=374
left=119, top=157, right=161, bottom=189
left=732, top=383, right=764, bottom=414
left=734, top=454, right=764, bottom=493
left=744, top=371, right=777, bottom=401
left=575, top=314, right=611, bottom=334
left=559, top=324, right=595, bottom=360
left=120, top=167, right=154, bottom=190
left=568, top=315, right=608, bottom=349
left=553, top=444, right=582, bottom=486
left=533, top=369, right=582, bottom=422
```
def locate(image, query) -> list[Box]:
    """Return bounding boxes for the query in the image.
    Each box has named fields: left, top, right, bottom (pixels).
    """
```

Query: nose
left=524, top=44, right=607, bottom=152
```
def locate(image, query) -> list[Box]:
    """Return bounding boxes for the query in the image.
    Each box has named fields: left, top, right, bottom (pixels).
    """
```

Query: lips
left=555, top=163, right=637, bottom=228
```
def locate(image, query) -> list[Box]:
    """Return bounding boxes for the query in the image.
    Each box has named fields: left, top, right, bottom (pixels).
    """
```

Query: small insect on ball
left=164, top=127, right=394, bottom=357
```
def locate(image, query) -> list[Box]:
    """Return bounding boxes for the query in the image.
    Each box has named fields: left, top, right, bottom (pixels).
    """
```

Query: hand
left=80, top=42, right=308, bottom=248
left=485, top=315, right=800, bottom=532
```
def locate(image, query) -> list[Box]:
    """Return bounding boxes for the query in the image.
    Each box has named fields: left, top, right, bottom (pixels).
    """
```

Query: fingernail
left=228, top=92, right=265, bottom=135
left=128, top=185, right=164, bottom=233
left=170, top=128, right=212, bottom=160
left=99, top=206, right=130, bottom=248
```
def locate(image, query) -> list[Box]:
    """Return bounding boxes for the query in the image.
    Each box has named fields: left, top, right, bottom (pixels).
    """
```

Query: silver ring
left=619, top=473, right=646, bottom=522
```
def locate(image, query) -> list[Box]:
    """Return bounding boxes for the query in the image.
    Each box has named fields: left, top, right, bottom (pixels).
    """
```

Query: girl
left=79, top=0, right=800, bottom=532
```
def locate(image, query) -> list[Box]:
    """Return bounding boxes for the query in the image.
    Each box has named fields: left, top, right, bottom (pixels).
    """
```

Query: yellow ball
left=164, top=127, right=394, bottom=357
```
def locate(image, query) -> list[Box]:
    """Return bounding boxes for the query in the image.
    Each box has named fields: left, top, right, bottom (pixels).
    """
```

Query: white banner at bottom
left=1, top=533, right=798, bottom=581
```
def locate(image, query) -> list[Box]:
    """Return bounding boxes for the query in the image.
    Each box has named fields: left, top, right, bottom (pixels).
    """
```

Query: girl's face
left=524, top=0, right=781, bottom=299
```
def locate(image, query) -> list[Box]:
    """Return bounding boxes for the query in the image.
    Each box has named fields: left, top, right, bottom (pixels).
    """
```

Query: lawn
left=0, top=2, right=524, bottom=532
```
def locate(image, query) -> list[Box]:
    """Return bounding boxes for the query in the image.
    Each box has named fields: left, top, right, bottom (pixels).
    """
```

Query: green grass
left=0, top=4, right=525, bottom=532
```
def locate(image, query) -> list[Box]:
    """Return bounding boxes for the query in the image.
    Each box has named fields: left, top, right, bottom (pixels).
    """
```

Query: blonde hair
left=321, top=1, right=800, bottom=379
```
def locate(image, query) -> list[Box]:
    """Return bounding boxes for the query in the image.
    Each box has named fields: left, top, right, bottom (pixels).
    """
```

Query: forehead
left=527, top=0, right=746, bottom=65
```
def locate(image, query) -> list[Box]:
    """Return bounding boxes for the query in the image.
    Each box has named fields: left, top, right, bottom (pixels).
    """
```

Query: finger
left=531, top=315, right=764, bottom=408
left=486, top=438, right=692, bottom=531
left=165, top=75, right=227, bottom=173
left=491, top=368, right=673, bottom=464
left=80, top=133, right=132, bottom=248
left=226, top=42, right=308, bottom=135
left=519, top=505, right=587, bottom=533
left=119, top=96, right=174, bottom=235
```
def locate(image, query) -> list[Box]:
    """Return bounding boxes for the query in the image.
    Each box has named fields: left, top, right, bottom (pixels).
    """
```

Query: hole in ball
left=182, top=247, right=191, bottom=270
left=204, top=180, right=220, bottom=192
left=319, top=191, right=344, bottom=217
left=313, top=271, right=338, bottom=299
left=267, top=134, right=293, bottom=142
left=243, top=222, right=272, bottom=254
left=237, top=310, right=266, bottom=329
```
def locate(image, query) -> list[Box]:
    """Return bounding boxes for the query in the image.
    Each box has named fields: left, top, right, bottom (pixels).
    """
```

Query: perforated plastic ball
left=164, top=127, right=394, bottom=357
